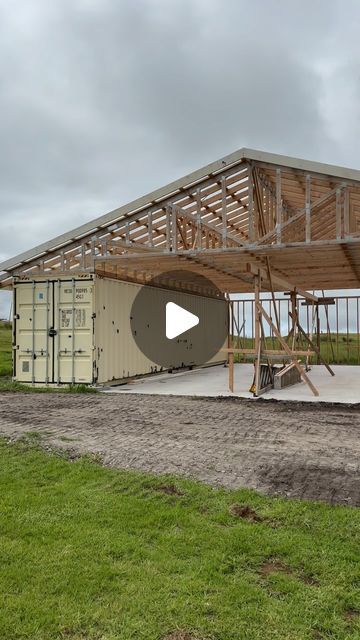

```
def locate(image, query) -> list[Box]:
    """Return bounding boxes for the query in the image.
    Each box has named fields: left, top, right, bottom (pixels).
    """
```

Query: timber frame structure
left=2, top=148, right=360, bottom=395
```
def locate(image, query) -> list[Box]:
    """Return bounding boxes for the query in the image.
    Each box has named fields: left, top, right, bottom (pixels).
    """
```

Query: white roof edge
left=242, top=148, right=360, bottom=182
left=1, top=147, right=360, bottom=273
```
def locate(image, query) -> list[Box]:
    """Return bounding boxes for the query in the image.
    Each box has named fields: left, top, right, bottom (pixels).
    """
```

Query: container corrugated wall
left=94, top=277, right=228, bottom=383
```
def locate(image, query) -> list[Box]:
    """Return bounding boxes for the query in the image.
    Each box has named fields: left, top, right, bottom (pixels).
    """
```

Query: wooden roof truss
left=2, top=149, right=360, bottom=297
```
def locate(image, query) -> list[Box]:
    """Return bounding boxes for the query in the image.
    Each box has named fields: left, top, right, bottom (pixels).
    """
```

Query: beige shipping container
left=13, top=275, right=228, bottom=385
left=14, top=275, right=95, bottom=385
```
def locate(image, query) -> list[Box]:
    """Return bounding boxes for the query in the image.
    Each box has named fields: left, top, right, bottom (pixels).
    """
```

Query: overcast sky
left=1, top=0, right=360, bottom=317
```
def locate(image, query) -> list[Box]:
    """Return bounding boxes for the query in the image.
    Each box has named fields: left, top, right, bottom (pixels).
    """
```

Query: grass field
left=0, top=436, right=359, bottom=640
left=0, top=322, right=12, bottom=377
left=0, top=325, right=359, bottom=638
left=232, top=333, right=360, bottom=365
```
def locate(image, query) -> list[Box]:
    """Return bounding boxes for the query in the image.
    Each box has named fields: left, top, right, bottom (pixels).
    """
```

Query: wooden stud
left=196, top=188, right=202, bottom=250
left=253, top=273, right=261, bottom=395
left=276, top=168, right=282, bottom=244
left=248, top=172, right=254, bottom=243
left=344, top=186, right=350, bottom=237
left=148, top=212, right=153, bottom=247
left=305, top=174, right=311, bottom=243
left=336, top=188, right=342, bottom=240
left=172, top=206, right=177, bottom=253
left=166, top=206, right=171, bottom=251
left=221, top=176, right=227, bottom=248
left=125, top=221, right=130, bottom=245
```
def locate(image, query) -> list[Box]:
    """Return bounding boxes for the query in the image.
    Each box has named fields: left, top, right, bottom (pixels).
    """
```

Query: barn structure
left=1, top=148, right=360, bottom=395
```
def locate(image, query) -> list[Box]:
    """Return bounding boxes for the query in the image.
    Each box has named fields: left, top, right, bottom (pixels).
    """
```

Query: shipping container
left=13, top=275, right=228, bottom=385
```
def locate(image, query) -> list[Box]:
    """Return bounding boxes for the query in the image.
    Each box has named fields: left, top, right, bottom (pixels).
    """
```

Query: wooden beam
left=253, top=272, right=261, bottom=395
left=253, top=169, right=281, bottom=329
left=336, top=188, right=342, bottom=240
left=221, top=176, right=227, bottom=247
left=171, top=206, right=177, bottom=253
left=248, top=172, right=255, bottom=242
left=344, top=186, right=350, bottom=237
left=166, top=206, right=171, bottom=251
left=196, top=188, right=202, bottom=250
left=276, top=168, right=282, bottom=244
left=305, top=174, right=311, bottom=243
left=148, top=211, right=153, bottom=247
left=223, top=348, right=316, bottom=356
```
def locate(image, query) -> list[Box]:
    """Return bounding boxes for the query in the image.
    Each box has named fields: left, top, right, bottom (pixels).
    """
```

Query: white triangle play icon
left=166, top=302, right=199, bottom=339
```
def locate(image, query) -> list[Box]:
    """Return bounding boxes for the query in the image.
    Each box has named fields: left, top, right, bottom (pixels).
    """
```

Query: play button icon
left=130, top=269, right=228, bottom=371
left=166, top=302, right=199, bottom=339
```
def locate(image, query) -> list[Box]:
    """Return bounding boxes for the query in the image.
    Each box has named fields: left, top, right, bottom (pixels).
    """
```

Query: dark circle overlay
left=130, top=270, right=228, bottom=370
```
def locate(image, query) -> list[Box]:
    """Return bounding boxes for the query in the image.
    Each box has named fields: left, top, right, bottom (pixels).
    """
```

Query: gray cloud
left=1, top=0, right=360, bottom=316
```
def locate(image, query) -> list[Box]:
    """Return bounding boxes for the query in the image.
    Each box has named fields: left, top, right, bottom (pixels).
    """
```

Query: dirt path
left=0, top=392, right=359, bottom=506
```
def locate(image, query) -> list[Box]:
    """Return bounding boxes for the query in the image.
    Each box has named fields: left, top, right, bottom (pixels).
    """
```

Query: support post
left=221, top=176, right=227, bottom=248
left=288, top=291, right=297, bottom=351
left=248, top=171, right=254, bottom=243
left=148, top=211, right=153, bottom=247
left=196, top=188, right=202, bottom=250
left=265, top=258, right=280, bottom=331
left=80, top=244, right=86, bottom=269
left=316, top=307, right=321, bottom=365
left=336, top=188, right=342, bottom=240
left=266, top=188, right=270, bottom=236
left=253, top=273, right=261, bottom=395
left=305, top=174, right=311, bottom=243
left=172, top=206, right=177, bottom=253
left=276, top=168, right=282, bottom=244
left=166, top=207, right=171, bottom=251
left=125, top=222, right=130, bottom=245
left=344, top=186, right=350, bottom=238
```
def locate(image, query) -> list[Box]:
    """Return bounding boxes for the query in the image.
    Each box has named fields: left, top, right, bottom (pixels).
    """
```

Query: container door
left=14, top=280, right=53, bottom=383
left=54, top=279, right=94, bottom=384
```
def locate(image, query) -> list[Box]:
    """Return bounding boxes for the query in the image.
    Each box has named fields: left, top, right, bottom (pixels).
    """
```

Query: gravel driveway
left=0, top=392, right=359, bottom=505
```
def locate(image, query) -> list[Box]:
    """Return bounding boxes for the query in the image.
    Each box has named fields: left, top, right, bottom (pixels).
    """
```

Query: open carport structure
left=1, top=148, right=360, bottom=394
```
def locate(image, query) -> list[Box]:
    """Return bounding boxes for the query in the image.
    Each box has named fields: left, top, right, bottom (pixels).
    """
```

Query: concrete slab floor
left=102, top=363, right=360, bottom=404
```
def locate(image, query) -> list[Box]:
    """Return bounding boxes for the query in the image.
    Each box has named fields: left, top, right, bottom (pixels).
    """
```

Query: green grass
left=0, top=379, right=97, bottom=393
left=0, top=437, right=359, bottom=640
left=0, top=322, right=12, bottom=376
left=232, top=333, right=360, bottom=365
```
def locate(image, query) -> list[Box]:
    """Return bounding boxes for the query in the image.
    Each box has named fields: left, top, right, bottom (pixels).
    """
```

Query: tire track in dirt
left=0, top=393, right=359, bottom=505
